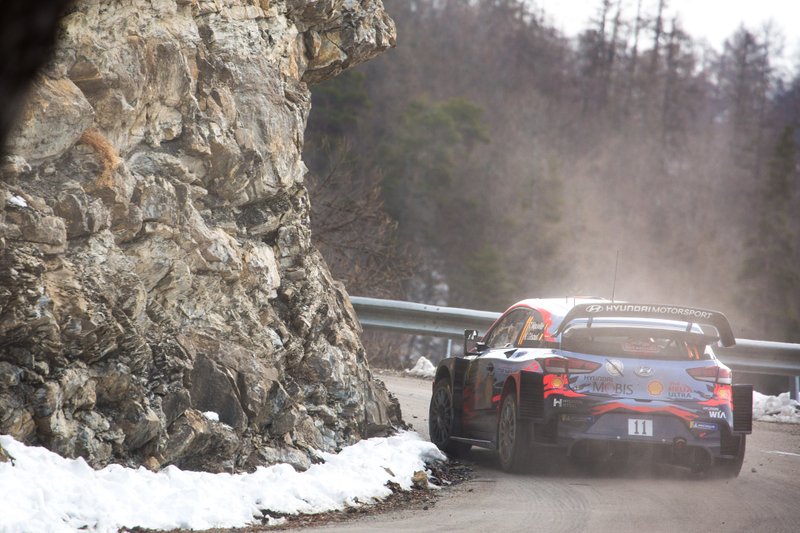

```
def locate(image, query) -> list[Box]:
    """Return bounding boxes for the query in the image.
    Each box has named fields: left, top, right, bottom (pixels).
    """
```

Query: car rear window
left=562, top=330, right=712, bottom=360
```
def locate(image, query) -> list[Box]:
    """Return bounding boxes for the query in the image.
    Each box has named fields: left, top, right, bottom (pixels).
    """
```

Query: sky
left=537, top=0, right=800, bottom=69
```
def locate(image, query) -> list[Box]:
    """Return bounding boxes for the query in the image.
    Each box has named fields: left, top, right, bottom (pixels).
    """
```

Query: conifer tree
left=739, top=126, right=800, bottom=341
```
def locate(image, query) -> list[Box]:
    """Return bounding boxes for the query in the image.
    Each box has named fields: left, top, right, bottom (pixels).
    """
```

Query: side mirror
left=464, top=329, right=486, bottom=355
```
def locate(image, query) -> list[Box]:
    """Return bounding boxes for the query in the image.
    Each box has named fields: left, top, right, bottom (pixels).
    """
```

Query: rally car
left=428, top=298, right=752, bottom=476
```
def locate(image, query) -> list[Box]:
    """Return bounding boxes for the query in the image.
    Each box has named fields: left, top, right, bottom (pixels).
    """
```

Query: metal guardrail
left=351, top=296, right=500, bottom=339
left=350, top=296, right=800, bottom=398
left=715, top=340, right=800, bottom=377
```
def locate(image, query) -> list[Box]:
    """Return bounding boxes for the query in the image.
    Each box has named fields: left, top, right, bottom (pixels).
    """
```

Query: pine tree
left=739, top=126, right=800, bottom=341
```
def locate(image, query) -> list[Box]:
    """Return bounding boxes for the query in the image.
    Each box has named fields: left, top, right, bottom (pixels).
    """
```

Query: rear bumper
left=539, top=410, right=741, bottom=460
left=555, top=413, right=727, bottom=457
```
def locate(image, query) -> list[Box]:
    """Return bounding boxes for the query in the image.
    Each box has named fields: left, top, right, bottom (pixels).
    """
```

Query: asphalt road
left=306, top=373, right=800, bottom=533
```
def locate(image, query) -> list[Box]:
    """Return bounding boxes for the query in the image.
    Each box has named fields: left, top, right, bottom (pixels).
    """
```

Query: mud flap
left=518, top=372, right=544, bottom=420
left=732, top=384, right=753, bottom=434
left=452, top=358, right=469, bottom=437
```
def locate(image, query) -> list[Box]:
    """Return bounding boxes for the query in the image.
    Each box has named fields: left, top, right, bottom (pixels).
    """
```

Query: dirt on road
left=299, top=373, right=800, bottom=533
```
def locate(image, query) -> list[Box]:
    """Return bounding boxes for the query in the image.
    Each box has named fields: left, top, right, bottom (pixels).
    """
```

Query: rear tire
left=429, top=378, right=471, bottom=457
left=497, top=391, right=531, bottom=472
left=711, top=435, right=746, bottom=478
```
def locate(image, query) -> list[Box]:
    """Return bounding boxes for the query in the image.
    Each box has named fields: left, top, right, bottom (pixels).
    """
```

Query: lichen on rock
left=0, top=0, right=399, bottom=472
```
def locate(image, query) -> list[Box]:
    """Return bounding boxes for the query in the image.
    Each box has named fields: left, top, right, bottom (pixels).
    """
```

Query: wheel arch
left=501, top=373, right=521, bottom=403
left=434, top=366, right=451, bottom=386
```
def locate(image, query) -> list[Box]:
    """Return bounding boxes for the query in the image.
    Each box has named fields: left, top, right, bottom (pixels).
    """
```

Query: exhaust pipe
left=672, top=437, right=688, bottom=461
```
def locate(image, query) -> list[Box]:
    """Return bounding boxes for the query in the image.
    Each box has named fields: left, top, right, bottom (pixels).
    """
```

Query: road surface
left=306, top=373, right=800, bottom=532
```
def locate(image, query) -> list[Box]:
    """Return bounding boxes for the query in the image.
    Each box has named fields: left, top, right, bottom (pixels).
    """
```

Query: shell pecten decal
left=647, top=380, right=664, bottom=396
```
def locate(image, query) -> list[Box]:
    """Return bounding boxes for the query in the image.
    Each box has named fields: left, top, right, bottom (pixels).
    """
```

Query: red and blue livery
left=428, top=298, right=752, bottom=476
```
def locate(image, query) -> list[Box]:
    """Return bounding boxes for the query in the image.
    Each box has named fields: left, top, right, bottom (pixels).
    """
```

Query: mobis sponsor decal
left=581, top=376, right=634, bottom=395
left=584, top=303, right=713, bottom=321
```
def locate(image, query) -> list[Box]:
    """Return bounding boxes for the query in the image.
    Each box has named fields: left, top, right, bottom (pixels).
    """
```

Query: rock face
left=0, top=0, right=398, bottom=472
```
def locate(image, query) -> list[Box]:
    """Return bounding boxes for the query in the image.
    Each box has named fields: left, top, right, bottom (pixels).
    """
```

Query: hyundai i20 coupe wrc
left=428, top=299, right=753, bottom=476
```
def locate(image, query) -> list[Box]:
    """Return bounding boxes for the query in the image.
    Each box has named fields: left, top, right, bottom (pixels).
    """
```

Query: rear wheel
left=497, top=391, right=531, bottom=472
left=711, top=435, right=746, bottom=478
left=429, top=378, right=471, bottom=456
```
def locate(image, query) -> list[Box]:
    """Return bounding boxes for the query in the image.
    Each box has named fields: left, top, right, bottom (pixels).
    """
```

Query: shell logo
left=551, top=376, right=565, bottom=389
left=647, top=380, right=664, bottom=396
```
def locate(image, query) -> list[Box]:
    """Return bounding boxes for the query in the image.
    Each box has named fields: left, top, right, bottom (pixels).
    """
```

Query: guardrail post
left=446, top=338, right=453, bottom=358
left=791, top=376, right=800, bottom=402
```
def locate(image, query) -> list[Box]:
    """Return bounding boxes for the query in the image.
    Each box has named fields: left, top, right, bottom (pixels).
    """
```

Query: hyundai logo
left=586, top=304, right=604, bottom=313
left=635, top=366, right=654, bottom=378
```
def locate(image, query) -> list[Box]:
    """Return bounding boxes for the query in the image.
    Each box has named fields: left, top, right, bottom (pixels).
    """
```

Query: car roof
left=508, top=297, right=609, bottom=330
left=504, top=298, right=714, bottom=342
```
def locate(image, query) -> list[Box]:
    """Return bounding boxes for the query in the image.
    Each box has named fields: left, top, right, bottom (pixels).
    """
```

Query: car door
left=464, top=308, right=532, bottom=438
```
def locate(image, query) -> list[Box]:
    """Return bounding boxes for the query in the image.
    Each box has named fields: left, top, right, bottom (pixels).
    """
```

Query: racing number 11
left=628, top=418, right=653, bottom=436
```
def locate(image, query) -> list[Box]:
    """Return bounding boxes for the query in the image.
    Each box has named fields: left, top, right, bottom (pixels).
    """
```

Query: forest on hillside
left=303, top=0, right=800, bottom=364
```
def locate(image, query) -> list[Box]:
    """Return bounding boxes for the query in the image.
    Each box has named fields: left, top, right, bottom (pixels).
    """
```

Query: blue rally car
left=428, top=299, right=753, bottom=476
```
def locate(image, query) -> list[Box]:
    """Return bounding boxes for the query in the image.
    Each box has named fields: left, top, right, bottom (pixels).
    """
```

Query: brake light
left=568, top=358, right=602, bottom=374
left=715, top=384, right=732, bottom=400
left=543, top=357, right=567, bottom=374
left=686, top=365, right=731, bottom=384
left=543, top=357, right=601, bottom=374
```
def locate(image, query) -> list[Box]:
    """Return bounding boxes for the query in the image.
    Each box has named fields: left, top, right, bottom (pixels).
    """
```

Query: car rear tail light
left=543, top=357, right=567, bottom=374
left=567, top=358, right=602, bottom=374
left=686, top=365, right=731, bottom=384
left=543, top=357, right=600, bottom=374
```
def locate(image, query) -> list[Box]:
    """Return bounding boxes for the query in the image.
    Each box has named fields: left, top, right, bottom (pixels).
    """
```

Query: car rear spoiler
left=555, top=303, right=736, bottom=347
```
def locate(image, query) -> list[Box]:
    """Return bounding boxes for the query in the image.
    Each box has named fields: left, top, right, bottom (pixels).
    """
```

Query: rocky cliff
left=0, top=0, right=399, bottom=472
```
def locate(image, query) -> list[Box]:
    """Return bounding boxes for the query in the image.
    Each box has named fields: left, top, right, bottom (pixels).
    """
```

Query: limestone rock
left=0, top=0, right=400, bottom=472
left=0, top=444, right=10, bottom=463
left=5, top=76, right=94, bottom=164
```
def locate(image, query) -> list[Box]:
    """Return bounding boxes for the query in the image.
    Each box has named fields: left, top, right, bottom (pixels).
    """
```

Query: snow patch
left=753, top=391, right=800, bottom=423
left=202, top=411, right=219, bottom=422
left=6, top=195, right=27, bottom=208
left=0, top=431, right=445, bottom=533
left=405, top=356, right=436, bottom=379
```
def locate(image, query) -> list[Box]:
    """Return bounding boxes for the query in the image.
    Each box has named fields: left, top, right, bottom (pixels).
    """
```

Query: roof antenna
left=611, top=250, right=620, bottom=303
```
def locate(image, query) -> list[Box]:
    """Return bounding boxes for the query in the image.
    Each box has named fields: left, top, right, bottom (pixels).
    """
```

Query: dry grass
left=79, top=128, right=121, bottom=190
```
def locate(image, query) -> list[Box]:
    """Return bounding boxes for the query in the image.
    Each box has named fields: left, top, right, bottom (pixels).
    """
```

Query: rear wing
left=555, top=303, right=736, bottom=347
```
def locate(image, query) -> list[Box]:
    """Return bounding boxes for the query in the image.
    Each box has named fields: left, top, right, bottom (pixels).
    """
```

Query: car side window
left=485, top=309, right=530, bottom=349
left=519, top=309, right=547, bottom=347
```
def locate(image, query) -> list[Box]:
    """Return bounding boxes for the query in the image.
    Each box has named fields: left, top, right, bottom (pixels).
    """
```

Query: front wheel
left=497, top=391, right=531, bottom=472
left=429, top=379, right=471, bottom=456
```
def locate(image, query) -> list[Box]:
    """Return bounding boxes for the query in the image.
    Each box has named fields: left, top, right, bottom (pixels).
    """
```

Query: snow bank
left=405, top=356, right=436, bottom=379
left=0, top=431, right=445, bottom=533
left=753, top=391, right=800, bottom=423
